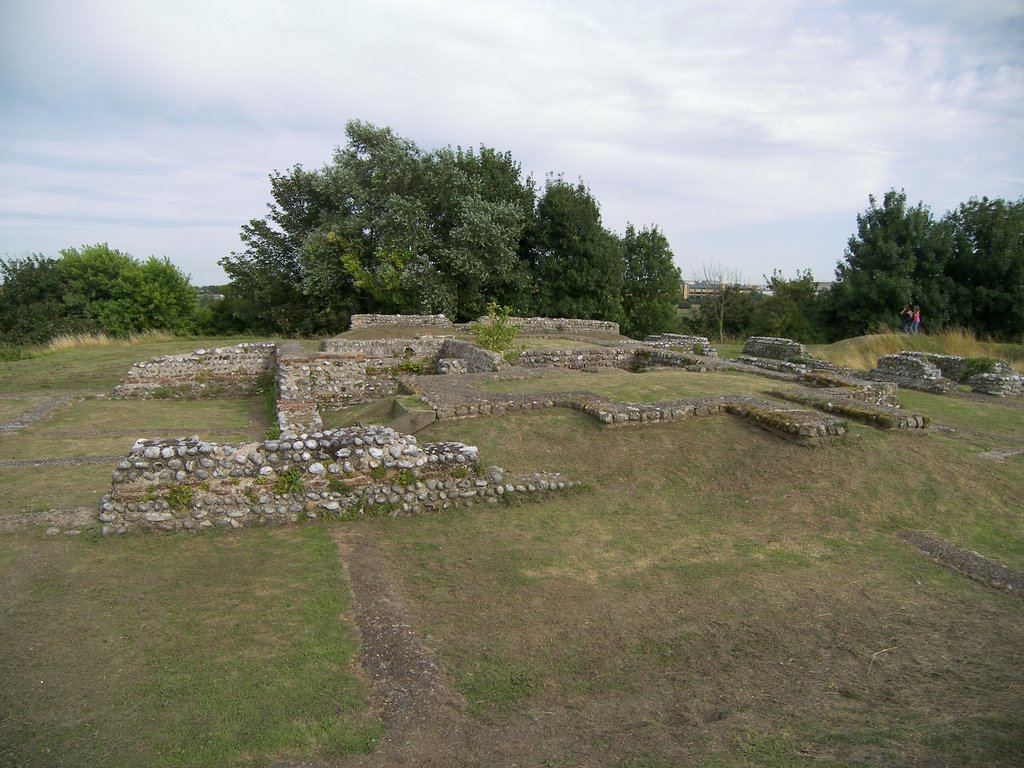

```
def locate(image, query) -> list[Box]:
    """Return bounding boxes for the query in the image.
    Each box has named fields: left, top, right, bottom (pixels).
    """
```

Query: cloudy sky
left=1, top=0, right=1021, bottom=287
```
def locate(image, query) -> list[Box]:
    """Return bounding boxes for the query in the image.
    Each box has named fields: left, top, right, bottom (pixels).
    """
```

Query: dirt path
left=328, top=527, right=472, bottom=766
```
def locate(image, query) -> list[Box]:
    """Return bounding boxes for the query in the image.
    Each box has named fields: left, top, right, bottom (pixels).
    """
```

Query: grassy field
left=1, top=333, right=1023, bottom=766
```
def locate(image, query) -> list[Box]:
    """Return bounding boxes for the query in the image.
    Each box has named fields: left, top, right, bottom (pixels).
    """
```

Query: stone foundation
left=113, top=343, right=277, bottom=398
left=969, top=372, right=1024, bottom=397
left=99, top=425, right=574, bottom=535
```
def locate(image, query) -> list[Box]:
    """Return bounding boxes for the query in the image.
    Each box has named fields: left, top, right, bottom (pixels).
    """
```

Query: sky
left=1, top=0, right=1021, bottom=287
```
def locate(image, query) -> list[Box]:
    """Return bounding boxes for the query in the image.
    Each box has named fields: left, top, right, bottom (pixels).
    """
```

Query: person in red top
left=911, top=305, right=921, bottom=335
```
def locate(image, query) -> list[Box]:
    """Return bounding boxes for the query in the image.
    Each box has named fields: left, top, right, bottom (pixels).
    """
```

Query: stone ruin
left=99, top=425, right=572, bottom=535
left=865, top=352, right=1022, bottom=396
left=108, top=320, right=998, bottom=535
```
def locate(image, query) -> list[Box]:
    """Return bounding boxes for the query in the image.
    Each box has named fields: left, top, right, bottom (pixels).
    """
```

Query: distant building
left=682, top=281, right=764, bottom=300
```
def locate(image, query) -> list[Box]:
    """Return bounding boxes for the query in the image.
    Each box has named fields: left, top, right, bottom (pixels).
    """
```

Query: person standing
left=899, top=303, right=912, bottom=333
left=912, top=305, right=921, bottom=335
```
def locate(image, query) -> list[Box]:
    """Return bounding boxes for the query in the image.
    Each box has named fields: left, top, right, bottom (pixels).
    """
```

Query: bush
left=471, top=302, right=519, bottom=353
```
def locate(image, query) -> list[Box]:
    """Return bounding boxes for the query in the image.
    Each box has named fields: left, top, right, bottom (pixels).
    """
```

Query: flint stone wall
left=276, top=338, right=506, bottom=432
left=741, top=337, right=806, bottom=360
left=643, top=334, right=717, bottom=357
left=99, top=425, right=574, bottom=535
left=517, top=347, right=635, bottom=370
left=349, top=314, right=454, bottom=329
left=347, top=313, right=620, bottom=335
left=969, top=372, right=1024, bottom=397
left=865, top=352, right=957, bottom=394
left=114, top=343, right=277, bottom=398
left=495, top=316, right=620, bottom=335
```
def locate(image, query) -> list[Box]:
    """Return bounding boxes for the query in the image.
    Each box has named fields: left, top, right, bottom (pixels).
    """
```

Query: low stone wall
left=771, top=388, right=929, bottom=430
left=741, top=337, right=806, bottom=360
left=642, top=334, right=717, bottom=357
left=99, top=425, right=574, bottom=535
left=517, top=347, right=634, bottom=370
left=349, top=314, right=454, bottom=329
left=969, top=372, right=1024, bottom=397
left=864, top=353, right=957, bottom=394
left=496, top=316, right=620, bottom=335
left=114, top=343, right=277, bottom=399
left=318, top=337, right=449, bottom=356
left=348, top=313, right=620, bottom=335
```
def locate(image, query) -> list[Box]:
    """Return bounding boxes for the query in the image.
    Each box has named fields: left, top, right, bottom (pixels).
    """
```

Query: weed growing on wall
left=165, top=484, right=194, bottom=511
left=273, top=467, right=304, bottom=495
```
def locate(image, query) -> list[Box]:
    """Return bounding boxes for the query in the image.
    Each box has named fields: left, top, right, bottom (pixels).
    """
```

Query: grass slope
left=1, top=333, right=1023, bottom=766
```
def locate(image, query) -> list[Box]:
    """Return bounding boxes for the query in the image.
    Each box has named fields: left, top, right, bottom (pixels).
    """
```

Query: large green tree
left=829, top=190, right=948, bottom=338
left=0, top=255, right=69, bottom=344
left=751, top=270, right=826, bottom=343
left=224, top=121, right=536, bottom=332
left=943, top=197, right=1024, bottom=340
left=620, top=224, right=681, bottom=338
left=527, top=178, right=624, bottom=322
left=0, top=245, right=198, bottom=343
left=57, top=244, right=198, bottom=336
left=220, top=165, right=340, bottom=335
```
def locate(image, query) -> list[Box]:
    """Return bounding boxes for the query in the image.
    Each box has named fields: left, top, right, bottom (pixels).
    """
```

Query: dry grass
left=43, top=329, right=179, bottom=351
left=816, top=329, right=1024, bottom=372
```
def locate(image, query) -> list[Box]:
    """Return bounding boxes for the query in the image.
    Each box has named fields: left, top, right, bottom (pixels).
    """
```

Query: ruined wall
left=969, top=373, right=1024, bottom=397
left=349, top=313, right=454, bottom=329
left=741, top=337, right=806, bottom=360
left=114, top=343, right=277, bottom=399
left=517, top=347, right=635, bottom=370
left=438, top=339, right=506, bottom=373
left=99, top=425, right=574, bottom=535
left=346, top=313, right=620, bottom=335
left=642, top=334, right=717, bottom=357
left=498, top=316, right=620, bottom=335
left=864, top=352, right=957, bottom=394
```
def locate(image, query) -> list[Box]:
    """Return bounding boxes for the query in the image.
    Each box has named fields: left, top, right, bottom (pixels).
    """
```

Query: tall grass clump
left=44, top=330, right=178, bottom=352
left=818, top=329, right=1024, bottom=372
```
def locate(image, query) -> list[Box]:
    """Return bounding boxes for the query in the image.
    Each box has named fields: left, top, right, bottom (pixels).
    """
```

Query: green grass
left=360, top=405, right=1024, bottom=765
left=3, top=330, right=1024, bottom=766
left=0, top=525, right=380, bottom=767
left=473, top=368, right=785, bottom=402
left=36, top=398, right=255, bottom=433
left=0, top=397, right=50, bottom=423
left=0, top=465, right=114, bottom=514
left=0, top=336, right=265, bottom=394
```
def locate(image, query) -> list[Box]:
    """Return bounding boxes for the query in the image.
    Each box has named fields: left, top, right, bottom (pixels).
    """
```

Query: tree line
left=2, top=122, right=1021, bottom=347
left=691, top=191, right=1023, bottom=344
left=213, top=120, right=680, bottom=339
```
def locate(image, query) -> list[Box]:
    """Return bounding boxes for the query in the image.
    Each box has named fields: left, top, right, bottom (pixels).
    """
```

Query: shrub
left=471, top=301, right=519, bottom=353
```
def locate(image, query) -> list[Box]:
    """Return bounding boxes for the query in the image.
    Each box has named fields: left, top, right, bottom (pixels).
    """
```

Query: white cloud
left=1, top=0, right=1020, bottom=284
